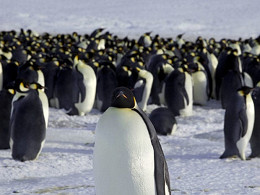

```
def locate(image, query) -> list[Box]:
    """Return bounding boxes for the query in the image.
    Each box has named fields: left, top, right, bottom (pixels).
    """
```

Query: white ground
left=0, top=0, right=260, bottom=194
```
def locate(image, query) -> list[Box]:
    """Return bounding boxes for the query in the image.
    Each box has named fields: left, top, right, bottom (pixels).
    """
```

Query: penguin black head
left=237, top=86, right=254, bottom=96
left=111, top=87, right=136, bottom=109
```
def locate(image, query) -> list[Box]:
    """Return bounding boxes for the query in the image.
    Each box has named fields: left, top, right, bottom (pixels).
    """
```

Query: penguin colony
left=0, top=29, right=259, bottom=162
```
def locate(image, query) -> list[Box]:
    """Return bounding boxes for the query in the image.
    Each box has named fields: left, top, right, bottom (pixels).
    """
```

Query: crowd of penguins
left=0, top=28, right=259, bottom=162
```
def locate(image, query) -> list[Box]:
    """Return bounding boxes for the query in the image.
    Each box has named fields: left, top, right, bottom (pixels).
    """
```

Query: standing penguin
left=250, top=82, right=260, bottom=158
left=206, top=47, right=218, bottom=99
left=10, top=81, right=49, bottom=161
left=96, top=62, right=118, bottom=112
left=94, top=87, right=171, bottom=195
left=191, top=62, right=209, bottom=106
left=164, top=65, right=193, bottom=116
left=133, top=68, right=153, bottom=111
left=147, top=54, right=172, bottom=105
left=74, top=57, right=97, bottom=116
left=220, top=86, right=255, bottom=160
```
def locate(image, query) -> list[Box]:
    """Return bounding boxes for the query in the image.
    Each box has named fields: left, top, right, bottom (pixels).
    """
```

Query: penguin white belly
left=192, top=71, right=208, bottom=105
left=236, top=95, right=255, bottom=160
left=49, top=97, right=59, bottom=108
left=180, top=72, right=193, bottom=116
left=94, top=107, right=156, bottom=195
left=243, top=72, right=253, bottom=88
left=38, top=90, right=49, bottom=128
left=208, top=53, right=218, bottom=98
left=159, top=82, right=166, bottom=106
left=35, top=140, right=46, bottom=160
left=171, top=123, right=177, bottom=135
left=251, top=45, right=260, bottom=55
left=37, top=70, right=45, bottom=89
left=95, top=95, right=103, bottom=111
left=138, top=70, right=153, bottom=111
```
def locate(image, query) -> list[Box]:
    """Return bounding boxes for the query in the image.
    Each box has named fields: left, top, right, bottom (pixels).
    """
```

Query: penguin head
left=30, top=82, right=45, bottom=91
left=237, top=86, right=254, bottom=97
left=15, top=80, right=30, bottom=93
left=111, top=87, right=136, bottom=109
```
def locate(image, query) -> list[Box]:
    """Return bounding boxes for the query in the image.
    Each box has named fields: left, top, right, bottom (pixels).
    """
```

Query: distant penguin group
left=0, top=28, right=260, bottom=167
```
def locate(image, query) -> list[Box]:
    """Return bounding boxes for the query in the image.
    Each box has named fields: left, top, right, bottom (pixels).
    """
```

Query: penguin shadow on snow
left=193, top=129, right=224, bottom=142
left=167, top=152, right=219, bottom=160
left=41, top=142, right=93, bottom=155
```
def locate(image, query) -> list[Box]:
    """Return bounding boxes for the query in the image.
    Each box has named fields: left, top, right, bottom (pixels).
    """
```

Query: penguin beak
left=117, top=91, right=127, bottom=99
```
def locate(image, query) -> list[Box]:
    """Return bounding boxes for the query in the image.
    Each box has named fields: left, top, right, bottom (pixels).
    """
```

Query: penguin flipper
left=133, top=107, right=171, bottom=195
left=77, top=71, right=86, bottom=103
left=180, top=83, right=189, bottom=105
left=239, top=109, right=248, bottom=137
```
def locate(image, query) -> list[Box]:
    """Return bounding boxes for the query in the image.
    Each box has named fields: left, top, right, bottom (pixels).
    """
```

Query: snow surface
left=1, top=0, right=260, bottom=194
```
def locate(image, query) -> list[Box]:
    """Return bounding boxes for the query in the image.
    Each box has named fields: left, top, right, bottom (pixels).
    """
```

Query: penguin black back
left=10, top=82, right=46, bottom=161
left=0, top=88, right=15, bottom=149
left=96, top=64, right=118, bottom=112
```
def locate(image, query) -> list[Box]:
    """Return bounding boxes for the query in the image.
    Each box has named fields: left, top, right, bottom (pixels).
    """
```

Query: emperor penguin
left=74, top=56, right=97, bottom=116
left=220, top=86, right=255, bottom=160
left=10, top=81, right=49, bottom=161
left=164, top=65, right=193, bottom=116
left=250, top=37, right=260, bottom=55
left=94, top=87, right=171, bottom=195
left=133, top=67, right=153, bottom=111
left=147, top=54, right=172, bottom=105
left=16, top=60, right=45, bottom=88
left=191, top=62, right=209, bottom=106
left=206, top=48, right=218, bottom=99
left=138, top=32, right=152, bottom=47
left=250, top=82, right=260, bottom=158
left=149, top=107, right=177, bottom=136
left=96, top=62, right=118, bottom=112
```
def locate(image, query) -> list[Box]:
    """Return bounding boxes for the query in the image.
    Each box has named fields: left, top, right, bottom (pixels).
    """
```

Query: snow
left=1, top=0, right=260, bottom=194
